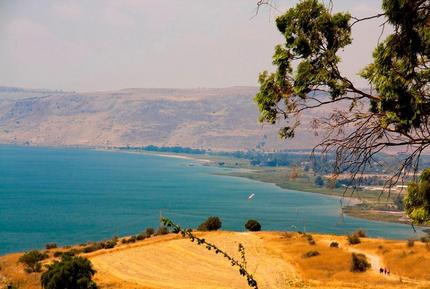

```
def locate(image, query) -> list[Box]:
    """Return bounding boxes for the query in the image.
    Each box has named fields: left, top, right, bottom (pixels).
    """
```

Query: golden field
left=1, top=231, right=430, bottom=289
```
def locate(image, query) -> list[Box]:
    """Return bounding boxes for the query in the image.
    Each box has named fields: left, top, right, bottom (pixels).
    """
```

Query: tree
left=41, top=255, right=98, bottom=289
left=404, top=168, right=430, bottom=224
left=245, top=220, right=262, bottom=231
left=198, top=216, right=222, bottom=231
left=255, top=0, right=430, bottom=189
left=18, top=250, right=48, bottom=273
left=314, top=176, right=324, bottom=187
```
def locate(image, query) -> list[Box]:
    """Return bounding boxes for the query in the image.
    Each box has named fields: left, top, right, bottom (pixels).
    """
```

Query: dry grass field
left=1, top=231, right=430, bottom=289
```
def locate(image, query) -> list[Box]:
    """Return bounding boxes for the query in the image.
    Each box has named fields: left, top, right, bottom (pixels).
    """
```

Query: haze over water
left=0, top=145, right=422, bottom=255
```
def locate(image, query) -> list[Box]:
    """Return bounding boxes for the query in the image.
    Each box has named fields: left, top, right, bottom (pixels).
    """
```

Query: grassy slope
left=2, top=232, right=430, bottom=289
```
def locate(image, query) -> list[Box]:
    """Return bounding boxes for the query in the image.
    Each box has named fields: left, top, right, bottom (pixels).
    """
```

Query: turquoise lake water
left=0, top=145, right=423, bottom=255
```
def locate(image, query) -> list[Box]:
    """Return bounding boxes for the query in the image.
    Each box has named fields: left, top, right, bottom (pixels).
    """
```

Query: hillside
left=0, top=86, right=323, bottom=151
left=2, top=231, right=430, bottom=289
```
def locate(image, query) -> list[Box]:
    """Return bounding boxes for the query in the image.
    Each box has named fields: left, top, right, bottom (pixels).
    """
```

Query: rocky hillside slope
left=0, top=86, right=321, bottom=151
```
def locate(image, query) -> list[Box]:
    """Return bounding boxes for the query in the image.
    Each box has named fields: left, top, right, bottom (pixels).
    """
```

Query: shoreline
left=0, top=145, right=422, bottom=232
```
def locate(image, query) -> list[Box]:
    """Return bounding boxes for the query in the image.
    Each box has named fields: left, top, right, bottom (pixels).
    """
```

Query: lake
left=0, top=145, right=422, bottom=255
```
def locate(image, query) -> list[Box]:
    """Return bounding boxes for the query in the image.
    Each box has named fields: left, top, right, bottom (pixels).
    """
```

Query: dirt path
left=342, top=243, right=419, bottom=285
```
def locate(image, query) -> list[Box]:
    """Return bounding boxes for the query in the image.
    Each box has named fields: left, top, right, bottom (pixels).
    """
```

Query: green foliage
left=304, top=234, right=316, bottom=245
left=155, top=226, right=169, bottom=236
left=161, top=217, right=258, bottom=289
left=255, top=0, right=430, bottom=194
left=350, top=253, right=370, bottom=272
left=255, top=0, right=351, bottom=135
left=121, top=236, right=137, bottom=244
left=145, top=227, right=155, bottom=237
left=18, top=250, right=48, bottom=273
left=347, top=234, right=361, bottom=245
left=256, top=0, right=430, bottom=136
left=136, top=233, right=146, bottom=240
left=314, top=176, right=324, bottom=187
left=303, top=250, right=320, bottom=258
left=404, top=168, right=430, bottom=224
left=45, top=243, right=57, bottom=250
left=102, top=239, right=117, bottom=249
left=329, top=241, right=339, bottom=248
left=244, top=220, right=261, bottom=232
left=198, top=216, right=222, bottom=231
left=41, top=255, right=98, bottom=289
left=82, top=243, right=103, bottom=253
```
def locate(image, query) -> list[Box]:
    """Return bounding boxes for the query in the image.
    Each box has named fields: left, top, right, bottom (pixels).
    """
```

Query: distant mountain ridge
left=0, top=86, right=321, bottom=151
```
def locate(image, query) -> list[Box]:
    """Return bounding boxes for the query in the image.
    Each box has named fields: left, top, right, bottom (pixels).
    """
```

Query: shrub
left=53, top=251, right=63, bottom=258
left=82, top=243, right=103, bottom=253
left=330, top=241, right=339, bottom=248
left=304, top=234, right=315, bottom=245
left=350, top=253, right=371, bottom=272
left=65, top=249, right=81, bottom=256
left=198, top=216, right=222, bottom=231
left=18, top=250, right=48, bottom=273
left=155, top=226, right=169, bottom=236
left=41, top=255, right=98, bottom=289
left=121, top=236, right=137, bottom=244
left=244, top=220, right=261, bottom=232
left=314, top=176, right=324, bottom=187
left=347, top=234, right=361, bottom=245
left=136, top=234, right=146, bottom=240
left=45, top=243, right=57, bottom=250
left=303, top=250, right=320, bottom=258
left=103, top=239, right=116, bottom=249
left=407, top=239, right=415, bottom=247
left=145, top=228, right=155, bottom=237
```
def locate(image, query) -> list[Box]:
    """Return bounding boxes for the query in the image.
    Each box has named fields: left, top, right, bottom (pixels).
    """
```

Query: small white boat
left=248, top=193, right=255, bottom=200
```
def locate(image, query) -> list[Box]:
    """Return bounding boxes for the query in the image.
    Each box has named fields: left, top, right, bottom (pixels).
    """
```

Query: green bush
left=155, top=226, right=169, bottom=236
left=314, top=176, right=324, bottom=187
left=244, top=220, right=261, bottom=232
left=347, top=234, right=361, bottom=245
left=18, top=250, right=48, bottom=273
left=145, top=227, right=155, bottom=237
left=198, top=216, right=222, bottom=231
left=303, top=250, right=320, bottom=258
left=350, top=253, right=370, bottom=272
left=103, top=239, right=117, bottom=249
left=330, top=241, right=339, bottom=248
left=45, top=243, right=57, bottom=250
left=136, top=234, right=146, bottom=240
left=41, top=255, right=98, bottom=289
left=82, top=243, right=103, bottom=253
left=304, top=234, right=316, bottom=245
left=65, top=248, right=81, bottom=256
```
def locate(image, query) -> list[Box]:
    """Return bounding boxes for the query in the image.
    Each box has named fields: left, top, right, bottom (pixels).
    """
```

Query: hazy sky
left=0, top=0, right=384, bottom=92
